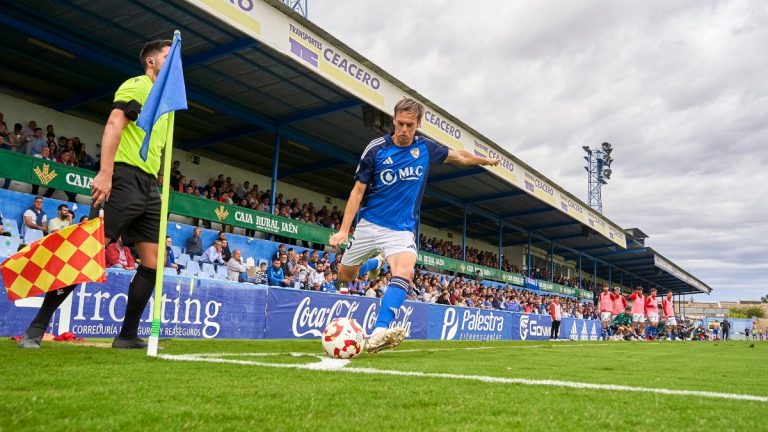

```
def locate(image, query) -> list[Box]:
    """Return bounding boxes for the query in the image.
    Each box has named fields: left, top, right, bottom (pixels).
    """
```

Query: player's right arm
left=92, top=109, right=129, bottom=206
left=329, top=180, right=367, bottom=248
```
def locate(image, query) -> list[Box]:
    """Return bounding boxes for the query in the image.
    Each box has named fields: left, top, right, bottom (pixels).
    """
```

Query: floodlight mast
left=583, top=142, right=614, bottom=214
left=283, top=0, right=308, bottom=17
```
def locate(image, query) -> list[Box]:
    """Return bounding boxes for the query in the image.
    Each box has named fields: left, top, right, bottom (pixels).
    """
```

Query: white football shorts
left=341, top=218, right=416, bottom=266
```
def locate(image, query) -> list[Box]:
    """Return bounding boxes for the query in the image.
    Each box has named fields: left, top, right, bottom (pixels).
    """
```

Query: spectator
left=307, top=261, right=326, bottom=290
left=186, top=227, right=203, bottom=257
left=267, top=257, right=290, bottom=287
left=165, top=236, right=184, bottom=274
left=22, top=196, right=48, bottom=239
left=253, top=261, right=268, bottom=285
left=221, top=238, right=232, bottom=262
left=227, top=249, right=248, bottom=282
left=273, top=243, right=287, bottom=261
left=321, top=272, right=337, bottom=293
left=27, top=128, right=46, bottom=156
left=200, top=239, right=226, bottom=268
left=106, top=237, right=136, bottom=271
left=48, top=204, right=73, bottom=233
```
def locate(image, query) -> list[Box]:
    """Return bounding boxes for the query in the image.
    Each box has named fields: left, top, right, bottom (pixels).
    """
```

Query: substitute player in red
left=662, top=290, right=678, bottom=341
left=611, top=286, right=627, bottom=319
left=598, top=284, right=613, bottom=340
left=644, top=288, right=660, bottom=340
left=628, top=286, right=646, bottom=338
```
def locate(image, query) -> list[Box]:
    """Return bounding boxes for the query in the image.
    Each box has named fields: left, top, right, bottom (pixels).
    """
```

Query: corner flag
left=1, top=217, right=106, bottom=301
left=137, top=31, right=188, bottom=161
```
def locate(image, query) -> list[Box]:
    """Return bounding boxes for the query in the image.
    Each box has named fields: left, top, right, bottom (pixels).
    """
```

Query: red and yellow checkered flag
left=1, top=217, right=106, bottom=301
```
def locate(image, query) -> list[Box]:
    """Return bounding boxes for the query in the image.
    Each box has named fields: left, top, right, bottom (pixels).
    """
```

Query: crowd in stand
left=0, top=115, right=98, bottom=171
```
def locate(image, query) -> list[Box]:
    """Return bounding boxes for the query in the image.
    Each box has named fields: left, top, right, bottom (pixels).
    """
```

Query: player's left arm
left=445, top=149, right=499, bottom=166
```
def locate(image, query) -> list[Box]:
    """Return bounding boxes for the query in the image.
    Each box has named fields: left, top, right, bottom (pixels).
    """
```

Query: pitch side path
left=2, top=340, right=766, bottom=431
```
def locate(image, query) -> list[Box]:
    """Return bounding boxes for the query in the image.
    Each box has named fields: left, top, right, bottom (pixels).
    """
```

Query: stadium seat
left=213, top=273, right=227, bottom=280
left=192, top=255, right=202, bottom=262
left=178, top=269, right=189, bottom=277
left=3, top=219, right=20, bottom=238
left=186, top=261, right=200, bottom=275
left=163, top=267, right=177, bottom=276
left=216, top=265, right=228, bottom=276
left=201, top=263, right=215, bottom=274
left=171, top=246, right=181, bottom=259
left=177, top=253, right=191, bottom=266
left=23, top=229, right=44, bottom=244
left=196, top=271, right=212, bottom=279
left=0, top=236, right=20, bottom=257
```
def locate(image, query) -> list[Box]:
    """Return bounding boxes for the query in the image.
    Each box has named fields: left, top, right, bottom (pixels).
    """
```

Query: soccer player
left=18, top=40, right=173, bottom=349
left=644, top=288, right=660, bottom=340
left=610, top=306, right=635, bottom=340
left=598, top=284, right=613, bottom=340
left=329, top=98, right=498, bottom=353
left=628, top=286, right=646, bottom=338
left=610, top=286, right=627, bottom=318
left=662, top=290, right=677, bottom=340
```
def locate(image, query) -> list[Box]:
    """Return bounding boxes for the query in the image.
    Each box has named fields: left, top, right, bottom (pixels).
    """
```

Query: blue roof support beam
left=51, top=37, right=258, bottom=111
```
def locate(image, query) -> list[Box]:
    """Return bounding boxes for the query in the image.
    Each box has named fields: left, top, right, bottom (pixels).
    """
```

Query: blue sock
left=375, top=276, right=409, bottom=329
left=357, top=257, right=381, bottom=278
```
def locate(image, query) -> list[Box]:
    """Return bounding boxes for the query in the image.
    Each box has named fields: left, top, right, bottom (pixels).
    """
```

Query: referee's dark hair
left=139, top=39, right=172, bottom=68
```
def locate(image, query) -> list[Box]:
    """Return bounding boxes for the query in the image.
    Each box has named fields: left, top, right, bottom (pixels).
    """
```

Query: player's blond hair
left=393, top=98, right=424, bottom=122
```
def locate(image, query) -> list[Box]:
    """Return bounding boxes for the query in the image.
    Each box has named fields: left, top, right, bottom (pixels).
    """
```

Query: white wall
left=0, top=93, right=103, bottom=148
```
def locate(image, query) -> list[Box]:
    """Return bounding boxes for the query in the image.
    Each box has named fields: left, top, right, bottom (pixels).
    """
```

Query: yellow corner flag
left=1, top=218, right=106, bottom=301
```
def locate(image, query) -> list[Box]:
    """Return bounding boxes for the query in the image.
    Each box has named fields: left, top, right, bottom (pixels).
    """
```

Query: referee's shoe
left=112, top=336, right=148, bottom=349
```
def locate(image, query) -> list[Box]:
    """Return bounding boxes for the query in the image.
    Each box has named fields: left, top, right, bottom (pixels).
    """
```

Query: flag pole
left=147, top=30, right=181, bottom=357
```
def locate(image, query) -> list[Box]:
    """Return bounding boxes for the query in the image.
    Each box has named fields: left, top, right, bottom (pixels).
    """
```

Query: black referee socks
left=119, top=265, right=156, bottom=339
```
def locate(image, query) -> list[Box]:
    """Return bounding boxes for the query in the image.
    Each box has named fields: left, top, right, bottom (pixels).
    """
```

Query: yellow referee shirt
left=112, top=75, right=172, bottom=176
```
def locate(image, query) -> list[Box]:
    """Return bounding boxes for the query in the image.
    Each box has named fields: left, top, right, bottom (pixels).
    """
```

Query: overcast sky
left=310, top=0, right=767, bottom=301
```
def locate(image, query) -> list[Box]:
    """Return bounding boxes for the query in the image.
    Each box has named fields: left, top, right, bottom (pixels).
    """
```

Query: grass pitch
left=2, top=338, right=766, bottom=431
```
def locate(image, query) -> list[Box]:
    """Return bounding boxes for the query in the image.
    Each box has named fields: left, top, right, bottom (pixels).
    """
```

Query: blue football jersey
left=355, top=133, right=449, bottom=232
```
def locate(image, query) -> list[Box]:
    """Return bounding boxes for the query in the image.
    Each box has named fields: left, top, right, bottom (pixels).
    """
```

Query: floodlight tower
left=583, top=142, right=614, bottom=214
left=283, top=0, right=308, bottom=18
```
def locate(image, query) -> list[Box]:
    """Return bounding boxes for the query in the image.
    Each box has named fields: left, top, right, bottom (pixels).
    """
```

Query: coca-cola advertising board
left=264, top=288, right=428, bottom=339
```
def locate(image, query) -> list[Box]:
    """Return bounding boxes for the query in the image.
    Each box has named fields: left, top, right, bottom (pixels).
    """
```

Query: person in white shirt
left=307, top=261, right=326, bottom=290
left=200, top=239, right=225, bottom=269
left=48, top=204, right=73, bottom=233
left=23, top=196, right=48, bottom=240
left=226, top=249, right=248, bottom=282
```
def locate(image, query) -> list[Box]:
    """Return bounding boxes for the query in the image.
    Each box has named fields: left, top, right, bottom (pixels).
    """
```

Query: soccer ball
left=322, top=318, right=366, bottom=359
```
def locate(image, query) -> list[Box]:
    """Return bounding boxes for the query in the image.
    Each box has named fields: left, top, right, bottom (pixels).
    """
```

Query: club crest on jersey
left=410, top=148, right=419, bottom=158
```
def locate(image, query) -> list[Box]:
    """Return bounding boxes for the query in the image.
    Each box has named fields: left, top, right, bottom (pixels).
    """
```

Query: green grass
left=1, top=339, right=766, bottom=431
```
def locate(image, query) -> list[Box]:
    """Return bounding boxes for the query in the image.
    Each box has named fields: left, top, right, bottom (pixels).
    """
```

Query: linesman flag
left=1, top=218, right=106, bottom=301
left=137, top=30, right=187, bottom=161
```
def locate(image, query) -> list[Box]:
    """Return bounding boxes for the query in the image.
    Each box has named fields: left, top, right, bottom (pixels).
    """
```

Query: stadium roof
left=0, top=0, right=711, bottom=295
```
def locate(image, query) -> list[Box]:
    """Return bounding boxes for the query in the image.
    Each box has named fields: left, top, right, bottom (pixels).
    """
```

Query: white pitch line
left=159, top=353, right=768, bottom=403
left=384, top=343, right=634, bottom=354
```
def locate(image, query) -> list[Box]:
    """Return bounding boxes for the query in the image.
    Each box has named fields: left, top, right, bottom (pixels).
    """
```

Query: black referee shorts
left=89, top=162, right=161, bottom=245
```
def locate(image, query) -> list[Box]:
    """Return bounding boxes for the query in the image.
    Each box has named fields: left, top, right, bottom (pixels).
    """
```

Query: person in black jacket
left=186, top=226, right=203, bottom=257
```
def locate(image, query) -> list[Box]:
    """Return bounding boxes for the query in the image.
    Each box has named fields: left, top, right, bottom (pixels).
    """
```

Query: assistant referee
left=19, top=40, right=173, bottom=349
